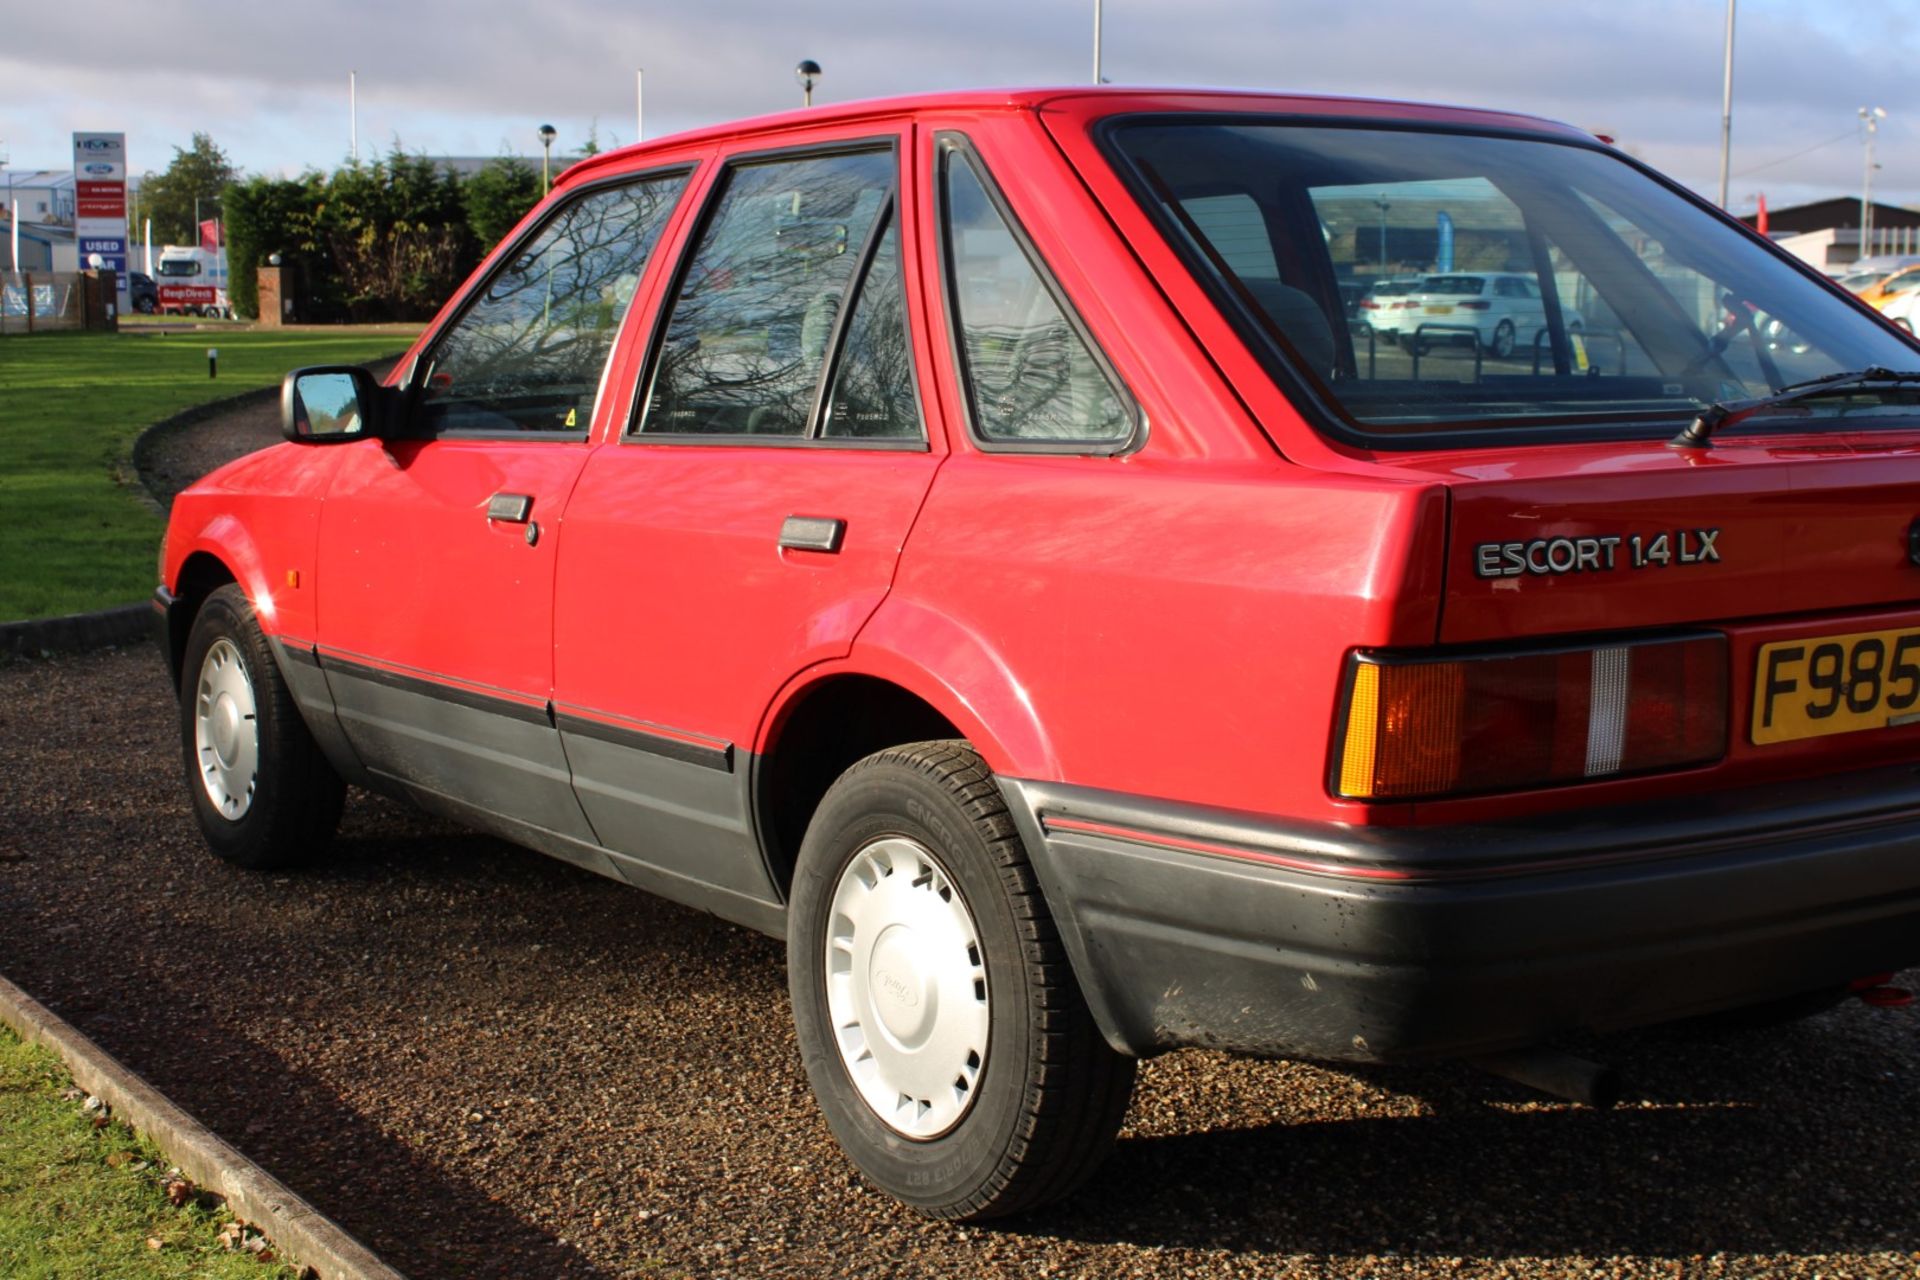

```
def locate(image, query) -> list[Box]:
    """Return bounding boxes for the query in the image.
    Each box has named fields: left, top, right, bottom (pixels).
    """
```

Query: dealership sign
left=71, top=132, right=129, bottom=298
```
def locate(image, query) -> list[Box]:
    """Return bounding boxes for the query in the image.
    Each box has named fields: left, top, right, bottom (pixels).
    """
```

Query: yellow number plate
left=1752, top=627, right=1920, bottom=745
left=1426, top=304, right=1455, bottom=315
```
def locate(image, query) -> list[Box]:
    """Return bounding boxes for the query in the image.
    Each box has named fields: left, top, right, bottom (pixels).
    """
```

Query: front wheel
left=178, top=584, right=344, bottom=869
left=788, top=742, right=1135, bottom=1220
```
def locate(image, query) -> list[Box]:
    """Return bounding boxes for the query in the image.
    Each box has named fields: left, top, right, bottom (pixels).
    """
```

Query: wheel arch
left=754, top=671, right=966, bottom=899
left=163, top=551, right=239, bottom=690
left=753, top=605, right=1062, bottom=899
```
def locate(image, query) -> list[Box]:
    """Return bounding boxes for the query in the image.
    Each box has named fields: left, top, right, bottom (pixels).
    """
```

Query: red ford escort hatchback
left=157, top=88, right=1920, bottom=1218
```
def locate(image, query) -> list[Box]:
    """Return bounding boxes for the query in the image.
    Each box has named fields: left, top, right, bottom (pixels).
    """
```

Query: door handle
left=487, top=492, right=533, bottom=523
left=779, top=515, right=845, bottom=553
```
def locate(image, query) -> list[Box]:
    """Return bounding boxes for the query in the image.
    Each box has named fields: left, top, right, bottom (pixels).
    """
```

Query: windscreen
left=1108, top=121, right=1919, bottom=439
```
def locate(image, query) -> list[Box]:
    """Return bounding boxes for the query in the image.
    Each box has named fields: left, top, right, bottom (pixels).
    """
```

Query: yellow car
left=1856, top=263, right=1920, bottom=311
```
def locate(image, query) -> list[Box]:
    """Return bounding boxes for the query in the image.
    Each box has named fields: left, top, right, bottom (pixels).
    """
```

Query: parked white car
left=1355, top=276, right=1426, bottom=344
left=1401, top=271, right=1582, bottom=358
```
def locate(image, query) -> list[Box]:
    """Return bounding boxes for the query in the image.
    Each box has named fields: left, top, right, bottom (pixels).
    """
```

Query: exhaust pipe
left=1476, top=1047, right=1620, bottom=1109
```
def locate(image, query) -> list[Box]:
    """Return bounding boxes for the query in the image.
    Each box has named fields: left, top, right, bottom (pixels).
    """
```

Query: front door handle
left=779, top=515, right=845, bottom=553
left=487, top=492, right=533, bottom=523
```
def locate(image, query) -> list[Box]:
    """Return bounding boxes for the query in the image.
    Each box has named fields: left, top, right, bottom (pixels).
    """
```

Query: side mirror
left=281, top=366, right=386, bottom=444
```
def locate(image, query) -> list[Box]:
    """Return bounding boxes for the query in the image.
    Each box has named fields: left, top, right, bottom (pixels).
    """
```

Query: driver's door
left=314, top=169, right=690, bottom=843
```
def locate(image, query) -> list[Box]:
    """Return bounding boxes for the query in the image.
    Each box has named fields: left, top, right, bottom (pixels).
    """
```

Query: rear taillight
left=1360, top=300, right=1380, bottom=310
left=1333, top=635, right=1727, bottom=801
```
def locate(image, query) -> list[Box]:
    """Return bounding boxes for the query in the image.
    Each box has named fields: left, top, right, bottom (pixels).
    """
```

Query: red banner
left=158, top=284, right=218, bottom=307
left=76, top=180, right=125, bottom=218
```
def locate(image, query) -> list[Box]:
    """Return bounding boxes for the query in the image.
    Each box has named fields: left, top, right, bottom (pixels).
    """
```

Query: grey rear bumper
left=1002, top=769, right=1920, bottom=1063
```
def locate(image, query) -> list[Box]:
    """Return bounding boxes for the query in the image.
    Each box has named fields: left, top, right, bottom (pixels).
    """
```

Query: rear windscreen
left=1106, top=121, right=1918, bottom=443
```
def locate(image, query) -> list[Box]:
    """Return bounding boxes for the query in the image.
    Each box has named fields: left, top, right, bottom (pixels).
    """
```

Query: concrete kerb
left=0, top=603, right=151, bottom=658
left=0, top=972, right=408, bottom=1280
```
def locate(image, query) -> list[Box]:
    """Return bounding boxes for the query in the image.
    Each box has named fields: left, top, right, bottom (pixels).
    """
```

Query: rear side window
left=639, top=148, right=906, bottom=438
left=940, top=144, right=1135, bottom=450
left=417, top=173, right=686, bottom=436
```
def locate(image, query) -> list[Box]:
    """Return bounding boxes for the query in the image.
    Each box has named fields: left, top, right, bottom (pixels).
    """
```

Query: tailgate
left=1439, top=436, right=1920, bottom=645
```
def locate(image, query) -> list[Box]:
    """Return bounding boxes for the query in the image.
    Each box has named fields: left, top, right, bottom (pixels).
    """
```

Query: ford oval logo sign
left=82, top=163, right=116, bottom=175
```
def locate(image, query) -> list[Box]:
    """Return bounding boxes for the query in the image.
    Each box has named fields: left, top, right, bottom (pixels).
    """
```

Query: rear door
left=315, top=169, right=690, bottom=845
left=553, top=131, right=945, bottom=899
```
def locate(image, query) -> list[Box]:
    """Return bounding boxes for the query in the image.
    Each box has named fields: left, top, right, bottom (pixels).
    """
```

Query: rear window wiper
left=1670, top=366, right=1920, bottom=448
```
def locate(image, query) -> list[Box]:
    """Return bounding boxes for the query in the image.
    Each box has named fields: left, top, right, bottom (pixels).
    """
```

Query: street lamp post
left=1093, top=0, right=1103, bottom=85
left=538, top=124, right=558, bottom=196
left=1860, top=106, right=1886, bottom=260
left=1374, top=194, right=1391, bottom=272
left=1718, top=0, right=1736, bottom=209
left=795, top=60, right=822, bottom=107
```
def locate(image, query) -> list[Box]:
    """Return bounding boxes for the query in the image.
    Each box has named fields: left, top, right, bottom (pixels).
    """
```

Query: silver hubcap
left=826, top=837, right=990, bottom=1139
left=194, top=637, right=258, bottom=821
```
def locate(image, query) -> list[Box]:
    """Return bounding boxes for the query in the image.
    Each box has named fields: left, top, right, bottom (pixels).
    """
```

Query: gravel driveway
left=3, top=397, right=1918, bottom=1278
left=3, top=648, right=1917, bottom=1279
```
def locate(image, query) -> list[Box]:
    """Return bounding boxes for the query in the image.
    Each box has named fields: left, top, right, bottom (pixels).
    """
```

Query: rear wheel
left=788, top=742, right=1135, bottom=1219
left=178, top=584, right=344, bottom=869
left=1488, top=319, right=1516, bottom=358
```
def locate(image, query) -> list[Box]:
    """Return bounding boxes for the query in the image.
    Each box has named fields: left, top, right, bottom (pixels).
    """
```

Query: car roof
left=559, top=85, right=1590, bottom=189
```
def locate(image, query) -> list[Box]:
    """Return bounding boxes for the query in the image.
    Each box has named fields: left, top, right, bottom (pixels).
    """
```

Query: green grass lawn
left=0, top=1024, right=301, bottom=1279
left=0, top=329, right=412, bottom=621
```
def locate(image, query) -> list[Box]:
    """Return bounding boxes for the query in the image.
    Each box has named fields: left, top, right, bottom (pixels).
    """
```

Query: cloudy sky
left=4, top=0, right=1918, bottom=215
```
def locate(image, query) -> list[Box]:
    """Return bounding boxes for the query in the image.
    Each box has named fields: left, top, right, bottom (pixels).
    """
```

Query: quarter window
left=640, top=149, right=898, bottom=437
left=942, top=150, right=1133, bottom=447
left=417, top=173, right=686, bottom=435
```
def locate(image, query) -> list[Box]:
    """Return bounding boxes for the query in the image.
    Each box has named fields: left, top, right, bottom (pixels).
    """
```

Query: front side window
left=416, top=172, right=686, bottom=436
left=942, top=147, right=1134, bottom=448
left=1108, top=121, right=1919, bottom=443
left=639, top=148, right=904, bottom=438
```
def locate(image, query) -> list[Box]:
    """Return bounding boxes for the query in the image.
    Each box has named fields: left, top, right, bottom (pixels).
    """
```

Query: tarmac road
left=2, top=645, right=1918, bottom=1279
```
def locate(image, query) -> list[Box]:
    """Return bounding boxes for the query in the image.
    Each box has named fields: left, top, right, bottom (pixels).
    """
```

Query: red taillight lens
left=1360, top=300, right=1380, bottom=310
left=1335, top=635, right=1727, bottom=801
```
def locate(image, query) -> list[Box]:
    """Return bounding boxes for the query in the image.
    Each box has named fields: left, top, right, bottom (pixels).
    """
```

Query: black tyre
left=135, top=296, right=156, bottom=315
left=788, top=741, right=1135, bottom=1220
left=1488, top=319, right=1516, bottom=359
left=178, top=584, right=344, bottom=869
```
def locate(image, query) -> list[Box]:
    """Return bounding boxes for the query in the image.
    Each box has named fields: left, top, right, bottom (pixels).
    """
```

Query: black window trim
left=624, top=134, right=931, bottom=453
left=934, top=131, right=1145, bottom=456
left=1093, top=110, right=1899, bottom=452
left=399, top=162, right=697, bottom=444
